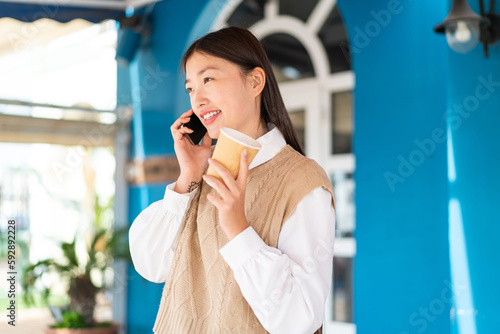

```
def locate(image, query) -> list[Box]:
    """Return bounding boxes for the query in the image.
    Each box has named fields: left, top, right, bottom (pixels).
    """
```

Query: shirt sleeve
left=129, top=182, right=198, bottom=283
left=219, top=187, right=335, bottom=334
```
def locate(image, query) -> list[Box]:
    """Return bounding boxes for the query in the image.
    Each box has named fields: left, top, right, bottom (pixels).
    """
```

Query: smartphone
left=182, top=113, right=207, bottom=145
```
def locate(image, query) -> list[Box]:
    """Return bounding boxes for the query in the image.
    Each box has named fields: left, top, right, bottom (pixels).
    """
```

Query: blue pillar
left=446, top=3, right=500, bottom=333
left=338, top=0, right=450, bottom=333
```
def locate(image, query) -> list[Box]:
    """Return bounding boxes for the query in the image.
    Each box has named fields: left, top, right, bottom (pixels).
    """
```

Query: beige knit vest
left=153, top=145, right=335, bottom=334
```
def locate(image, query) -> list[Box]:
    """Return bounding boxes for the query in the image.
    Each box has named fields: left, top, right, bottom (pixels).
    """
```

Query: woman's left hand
left=203, top=150, right=250, bottom=240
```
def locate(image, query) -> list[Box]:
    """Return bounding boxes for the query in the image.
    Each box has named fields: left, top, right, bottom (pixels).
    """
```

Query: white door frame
left=279, top=79, right=324, bottom=165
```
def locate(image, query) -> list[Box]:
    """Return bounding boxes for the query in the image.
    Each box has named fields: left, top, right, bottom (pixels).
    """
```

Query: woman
left=129, top=26, right=336, bottom=334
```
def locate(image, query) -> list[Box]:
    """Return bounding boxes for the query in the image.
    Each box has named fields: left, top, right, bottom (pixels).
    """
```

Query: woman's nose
left=192, top=89, right=207, bottom=109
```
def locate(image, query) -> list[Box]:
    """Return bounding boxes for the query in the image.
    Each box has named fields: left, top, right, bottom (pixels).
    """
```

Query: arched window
left=213, top=1, right=356, bottom=332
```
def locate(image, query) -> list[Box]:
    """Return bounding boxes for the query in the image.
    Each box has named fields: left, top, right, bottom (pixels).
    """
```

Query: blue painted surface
left=125, top=267, right=163, bottom=334
left=446, top=3, right=500, bottom=333
left=126, top=185, right=169, bottom=334
left=338, top=1, right=450, bottom=333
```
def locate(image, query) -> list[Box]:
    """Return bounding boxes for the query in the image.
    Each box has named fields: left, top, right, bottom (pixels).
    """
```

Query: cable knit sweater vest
left=153, top=145, right=335, bottom=334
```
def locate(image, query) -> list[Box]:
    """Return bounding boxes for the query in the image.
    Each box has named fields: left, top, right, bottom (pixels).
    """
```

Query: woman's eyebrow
left=185, top=66, right=219, bottom=85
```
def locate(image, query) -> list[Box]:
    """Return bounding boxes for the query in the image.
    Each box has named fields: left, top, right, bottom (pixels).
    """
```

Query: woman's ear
left=249, top=67, right=266, bottom=97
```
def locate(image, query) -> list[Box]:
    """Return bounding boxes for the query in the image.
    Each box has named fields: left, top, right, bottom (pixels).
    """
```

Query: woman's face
left=185, top=52, right=264, bottom=139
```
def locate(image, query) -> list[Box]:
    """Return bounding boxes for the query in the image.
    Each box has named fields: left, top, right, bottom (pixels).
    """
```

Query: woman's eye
left=203, top=77, right=213, bottom=84
left=186, top=87, right=193, bottom=94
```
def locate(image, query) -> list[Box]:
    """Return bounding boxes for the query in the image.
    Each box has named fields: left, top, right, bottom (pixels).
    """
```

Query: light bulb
left=455, top=21, right=472, bottom=42
left=445, top=20, right=480, bottom=54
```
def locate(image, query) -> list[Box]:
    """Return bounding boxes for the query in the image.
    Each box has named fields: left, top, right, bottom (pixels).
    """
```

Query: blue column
left=338, top=0, right=450, bottom=333
left=446, top=3, right=500, bottom=332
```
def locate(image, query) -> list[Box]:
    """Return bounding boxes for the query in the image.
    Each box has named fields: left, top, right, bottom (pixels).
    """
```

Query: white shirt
left=129, top=126, right=336, bottom=334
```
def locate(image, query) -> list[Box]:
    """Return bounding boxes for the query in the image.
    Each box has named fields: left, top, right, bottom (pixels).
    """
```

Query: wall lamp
left=434, top=0, right=500, bottom=57
left=116, top=15, right=144, bottom=66
left=115, top=3, right=156, bottom=66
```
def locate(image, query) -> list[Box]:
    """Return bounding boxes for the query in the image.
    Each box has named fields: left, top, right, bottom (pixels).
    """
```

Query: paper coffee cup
left=206, top=127, right=261, bottom=180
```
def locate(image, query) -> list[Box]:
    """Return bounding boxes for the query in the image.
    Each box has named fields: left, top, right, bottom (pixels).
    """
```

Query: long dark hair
left=181, top=26, right=304, bottom=155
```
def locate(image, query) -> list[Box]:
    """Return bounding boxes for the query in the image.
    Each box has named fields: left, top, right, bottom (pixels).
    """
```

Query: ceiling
left=0, top=0, right=161, bottom=23
left=0, top=0, right=160, bottom=10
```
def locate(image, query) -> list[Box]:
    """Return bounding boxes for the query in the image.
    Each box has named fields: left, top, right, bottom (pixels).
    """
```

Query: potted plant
left=21, top=197, right=131, bottom=333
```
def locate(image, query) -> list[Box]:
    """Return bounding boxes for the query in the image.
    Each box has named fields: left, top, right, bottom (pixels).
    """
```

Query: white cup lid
left=220, top=127, right=262, bottom=149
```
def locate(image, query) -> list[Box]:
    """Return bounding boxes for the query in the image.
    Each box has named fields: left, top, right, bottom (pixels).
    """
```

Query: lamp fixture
left=115, top=3, right=156, bottom=66
left=434, top=0, right=500, bottom=58
left=116, top=15, right=143, bottom=66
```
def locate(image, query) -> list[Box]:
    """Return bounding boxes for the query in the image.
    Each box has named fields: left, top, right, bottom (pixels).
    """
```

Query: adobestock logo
left=6, top=0, right=73, bottom=53
left=340, top=0, right=411, bottom=61
left=384, top=74, right=500, bottom=192
left=398, top=279, right=468, bottom=334
left=50, top=63, right=169, bottom=182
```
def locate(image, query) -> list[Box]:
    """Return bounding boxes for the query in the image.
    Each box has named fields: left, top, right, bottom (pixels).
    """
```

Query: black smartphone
left=182, top=113, right=207, bottom=145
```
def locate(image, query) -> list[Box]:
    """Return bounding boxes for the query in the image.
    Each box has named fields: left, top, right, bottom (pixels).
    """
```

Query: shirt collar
left=249, top=124, right=287, bottom=170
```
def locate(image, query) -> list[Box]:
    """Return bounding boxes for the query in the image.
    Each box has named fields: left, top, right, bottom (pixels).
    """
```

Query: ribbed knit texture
left=153, top=145, right=334, bottom=334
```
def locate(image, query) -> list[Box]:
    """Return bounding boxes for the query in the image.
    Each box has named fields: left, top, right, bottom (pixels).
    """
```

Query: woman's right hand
left=171, top=109, right=212, bottom=193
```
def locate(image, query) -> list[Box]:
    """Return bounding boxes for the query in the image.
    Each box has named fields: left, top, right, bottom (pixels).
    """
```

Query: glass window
left=278, top=0, right=319, bottom=22
left=0, top=143, right=116, bottom=322
left=261, top=33, right=315, bottom=82
left=318, top=5, right=351, bottom=73
left=330, top=172, right=355, bottom=238
left=227, top=0, right=265, bottom=28
left=332, top=257, right=354, bottom=322
left=288, top=108, right=305, bottom=149
left=331, top=91, right=353, bottom=154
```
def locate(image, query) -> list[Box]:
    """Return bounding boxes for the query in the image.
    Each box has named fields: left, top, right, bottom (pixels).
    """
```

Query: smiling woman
left=180, top=27, right=304, bottom=154
left=129, top=26, right=336, bottom=334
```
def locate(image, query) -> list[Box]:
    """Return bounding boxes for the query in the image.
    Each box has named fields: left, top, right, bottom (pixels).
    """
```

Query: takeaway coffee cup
left=206, top=127, right=262, bottom=180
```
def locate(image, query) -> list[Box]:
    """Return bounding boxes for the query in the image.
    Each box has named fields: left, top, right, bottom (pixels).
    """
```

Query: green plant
left=22, top=196, right=131, bottom=327
left=54, top=310, right=87, bottom=329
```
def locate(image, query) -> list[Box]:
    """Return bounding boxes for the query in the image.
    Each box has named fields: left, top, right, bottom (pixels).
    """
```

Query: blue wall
left=338, top=0, right=451, bottom=333
left=446, top=2, right=500, bottom=334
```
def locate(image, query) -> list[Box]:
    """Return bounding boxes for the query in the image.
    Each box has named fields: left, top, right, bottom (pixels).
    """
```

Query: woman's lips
left=203, top=110, right=221, bottom=125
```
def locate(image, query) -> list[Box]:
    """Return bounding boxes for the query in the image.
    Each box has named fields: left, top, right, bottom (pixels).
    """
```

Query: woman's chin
left=207, top=128, right=220, bottom=140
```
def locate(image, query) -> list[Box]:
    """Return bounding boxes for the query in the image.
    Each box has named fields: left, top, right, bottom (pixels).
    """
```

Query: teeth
left=203, top=110, right=220, bottom=120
